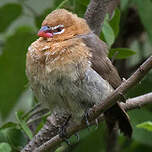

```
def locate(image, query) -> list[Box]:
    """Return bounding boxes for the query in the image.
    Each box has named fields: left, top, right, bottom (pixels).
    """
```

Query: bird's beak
left=37, top=26, right=53, bottom=38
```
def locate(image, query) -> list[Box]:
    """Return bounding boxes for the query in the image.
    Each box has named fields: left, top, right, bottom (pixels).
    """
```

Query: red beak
left=37, top=26, right=53, bottom=38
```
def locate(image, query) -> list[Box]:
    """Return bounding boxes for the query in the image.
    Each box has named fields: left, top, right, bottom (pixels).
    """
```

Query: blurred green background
left=0, top=0, right=152, bottom=151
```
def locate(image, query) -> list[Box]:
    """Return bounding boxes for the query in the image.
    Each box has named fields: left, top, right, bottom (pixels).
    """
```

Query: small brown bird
left=26, top=9, right=132, bottom=137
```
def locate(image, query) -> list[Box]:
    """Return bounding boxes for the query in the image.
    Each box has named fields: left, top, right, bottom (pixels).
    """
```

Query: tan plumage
left=26, top=9, right=132, bottom=137
left=42, top=9, right=90, bottom=42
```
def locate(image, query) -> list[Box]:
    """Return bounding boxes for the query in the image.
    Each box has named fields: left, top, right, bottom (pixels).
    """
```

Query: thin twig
left=121, top=92, right=152, bottom=110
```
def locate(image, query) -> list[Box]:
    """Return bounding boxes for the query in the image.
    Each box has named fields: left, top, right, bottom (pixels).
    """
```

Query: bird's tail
left=104, top=102, right=132, bottom=138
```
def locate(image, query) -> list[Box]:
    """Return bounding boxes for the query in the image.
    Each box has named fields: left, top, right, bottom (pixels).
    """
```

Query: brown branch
left=91, top=56, right=152, bottom=119
left=32, top=56, right=152, bottom=152
left=84, top=0, right=106, bottom=35
left=106, top=0, right=120, bottom=16
left=121, top=92, right=152, bottom=110
left=34, top=91, right=152, bottom=152
left=22, top=118, right=59, bottom=152
left=84, top=0, right=120, bottom=36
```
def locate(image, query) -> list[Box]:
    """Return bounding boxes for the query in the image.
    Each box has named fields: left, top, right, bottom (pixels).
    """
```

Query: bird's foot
left=118, top=92, right=126, bottom=102
left=74, top=133, right=80, bottom=142
left=95, top=118, right=99, bottom=129
left=83, top=110, right=90, bottom=130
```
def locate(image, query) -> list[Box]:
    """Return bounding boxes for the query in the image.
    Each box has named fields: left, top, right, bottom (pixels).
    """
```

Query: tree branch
left=22, top=118, right=59, bottom=152
left=84, top=0, right=120, bottom=36
left=121, top=92, right=152, bottom=110
left=84, top=0, right=106, bottom=35
left=32, top=56, right=152, bottom=152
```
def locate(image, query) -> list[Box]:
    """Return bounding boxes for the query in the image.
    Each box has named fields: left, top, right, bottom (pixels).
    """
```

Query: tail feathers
left=104, top=102, right=132, bottom=138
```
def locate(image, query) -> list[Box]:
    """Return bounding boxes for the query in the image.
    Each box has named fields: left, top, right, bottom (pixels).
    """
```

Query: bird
left=26, top=9, right=132, bottom=138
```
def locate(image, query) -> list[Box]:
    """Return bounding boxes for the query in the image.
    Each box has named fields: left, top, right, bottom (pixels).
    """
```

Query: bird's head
left=38, top=9, right=91, bottom=42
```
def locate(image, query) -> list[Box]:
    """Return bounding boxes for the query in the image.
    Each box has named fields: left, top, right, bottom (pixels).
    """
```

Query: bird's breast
left=26, top=37, right=92, bottom=83
left=26, top=37, right=93, bottom=118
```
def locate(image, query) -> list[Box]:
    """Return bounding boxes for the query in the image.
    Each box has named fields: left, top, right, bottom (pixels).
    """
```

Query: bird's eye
left=52, top=25, right=64, bottom=35
left=52, top=27, right=62, bottom=33
left=57, top=27, right=62, bottom=32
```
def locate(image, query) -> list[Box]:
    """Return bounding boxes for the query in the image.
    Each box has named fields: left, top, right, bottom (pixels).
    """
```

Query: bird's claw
left=59, top=127, right=71, bottom=145
left=95, top=118, right=99, bottom=129
left=59, top=125, right=68, bottom=138
left=83, top=110, right=90, bottom=130
left=74, top=133, right=80, bottom=142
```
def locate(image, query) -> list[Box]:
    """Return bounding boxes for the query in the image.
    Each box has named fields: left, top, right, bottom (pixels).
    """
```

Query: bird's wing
left=77, top=32, right=122, bottom=89
left=77, top=32, right=132, bottom=137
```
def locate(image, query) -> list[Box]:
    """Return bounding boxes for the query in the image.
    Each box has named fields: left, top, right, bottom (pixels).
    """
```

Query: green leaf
left=101, top=20, right=115, bottom=47
left=118, top=139, right=152, bottom=152
left=132, top=0, right=152, bottom=44
left=0, top=122, right=17, bottom=130
left=0, top=128, right=27, bottom=150
left=109, top=8, right=120, bottom=38
left=0, top=3, right=22, bottom=32
left=137, top=121, right=152, bottom=132
left=0, top=130, right=8, bottom=143
left=109, top=48, right=136, bottom=59
left=74, top=0, right=89, bottom=17
left=6, top=128, right=27, bottom=149
left=0, top=26, right=36, bottom=119
left=0, top=143, right=11, bottom=152
left=16, top=111, right=33, bottom=140
left=54, top=0, right=64, bottom=6
left=128, top=109, right=152, bottom=146
left=120, top=0, right=129, bottom=10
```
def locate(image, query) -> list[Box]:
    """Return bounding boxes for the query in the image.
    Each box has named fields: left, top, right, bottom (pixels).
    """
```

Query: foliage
left=109, top=48, right=136, bottom=59
left=0, top=143, right=11, bottom=152
left=132, top=0, right=152, bottom=44
left=0, top=0, right=152, bottom=151
left=0, top=3, right=22, bottom=33
left=137, top=121, right=152, bottom=132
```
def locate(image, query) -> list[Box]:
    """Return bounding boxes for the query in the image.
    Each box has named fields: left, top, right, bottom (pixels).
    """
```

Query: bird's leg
left=58, top=114, right=72, bottom=144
